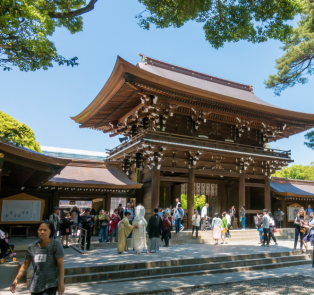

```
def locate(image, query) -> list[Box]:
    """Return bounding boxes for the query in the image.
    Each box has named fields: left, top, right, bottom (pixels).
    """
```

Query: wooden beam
left=151, top=166, right=160, bottom=211
left=239, top=173, right=245, bottom=226
left=245, top=182, right=265, bottom=188
left=160, top=176, right=224, bottom=184
left=96, top=90, right=140, bottom=127
left=187, top=168, right=195, bottom=229
left=265, top=177, right=271, bottom=211
left=118, top=104, right=144, bottom=124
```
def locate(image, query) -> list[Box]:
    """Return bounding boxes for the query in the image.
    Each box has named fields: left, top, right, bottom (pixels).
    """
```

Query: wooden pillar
left=238, top=174, right=245, bottom=216
left=151, top=166, right=160, bottom=212
left=172, top=184, right=181, bottom=207
left=221, top=181, right=227, bottom=213
left=281, top=197, right=287, bottom=228
left=187, top=168, right=195, bottom=229
left=246, top=186, right=251, bottom=210
left=264, top=177, right=271, bottom=211
left=52, top=189, right=59, bottom=208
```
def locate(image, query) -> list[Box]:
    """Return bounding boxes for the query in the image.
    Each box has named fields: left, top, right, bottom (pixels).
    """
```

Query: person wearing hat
left=49, top=207, right=60, bottom=239
left=80, top=208, right=94, bottom=251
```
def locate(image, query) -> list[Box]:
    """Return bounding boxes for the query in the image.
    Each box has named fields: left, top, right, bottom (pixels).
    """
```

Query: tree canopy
left=137, top=0, right=305, bottom=49
left=0, top=111, right=41, bottom=152
left=181, top=194, right=206, bottom=210
left=305, top=130, right=314, bottom=150
left=0, top=0, right=98, bottom=71
left=272, top=163, right=314, bottom=180
left=265, top=1, right=314, bottom=95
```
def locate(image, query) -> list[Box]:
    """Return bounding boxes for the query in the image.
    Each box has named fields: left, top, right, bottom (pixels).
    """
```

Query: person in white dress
left=131, top=205, right=148, bottom=254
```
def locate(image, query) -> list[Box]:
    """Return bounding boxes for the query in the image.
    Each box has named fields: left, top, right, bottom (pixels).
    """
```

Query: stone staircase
left=78, top=228, right=295, bottom=249
left=26, top=250, right=311, bottom=286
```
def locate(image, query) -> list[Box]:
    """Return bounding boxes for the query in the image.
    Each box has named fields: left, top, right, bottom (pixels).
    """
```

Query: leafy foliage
left=181, top=194, right=206, bottom=210
left=0, top=0, right=98, bottom=71
left=272, top=163, right=314, bottom=180
left=137, top=0, right=305, bottom=49
left=0, top=111, right=41, bottom=152
left=305, top=130, right=314, bottom=149
left=265, top=1, right=314, bottom=95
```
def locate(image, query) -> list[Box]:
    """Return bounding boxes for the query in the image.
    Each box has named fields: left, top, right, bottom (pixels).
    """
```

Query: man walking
left=147, top=208, right=163, bottom=253
left=49, top=207, right=60, bottom=239
left=201, top=203, right=209, bottom=231
left=174, top=204, right=184, bottom=234
left=258, top=209, right=270, bottom=247
left=80, top=208, right=94, bottom=251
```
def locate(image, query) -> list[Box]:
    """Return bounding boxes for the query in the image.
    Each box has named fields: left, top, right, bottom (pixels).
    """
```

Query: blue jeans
left=259, top=229, right=263, bottom=241
left=175, top=218, right=181, bottom=233
left=99, top=226, right=108, bottom=242
left=241, top=218, right=246, bottom=229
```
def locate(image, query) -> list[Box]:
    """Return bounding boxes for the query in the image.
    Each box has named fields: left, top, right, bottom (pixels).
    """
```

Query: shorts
left=31, top=287, right=58, bottom=295
left=303, top=234, right=314, bottom=246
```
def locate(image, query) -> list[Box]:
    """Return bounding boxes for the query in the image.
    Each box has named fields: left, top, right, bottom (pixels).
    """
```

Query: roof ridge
left=137, top=53, right=254, bottom=93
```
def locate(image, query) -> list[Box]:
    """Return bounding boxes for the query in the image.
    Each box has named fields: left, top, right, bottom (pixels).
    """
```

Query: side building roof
left=271, top=177, right=314, bottom=198
left=45, top=159, right=142, bottom=189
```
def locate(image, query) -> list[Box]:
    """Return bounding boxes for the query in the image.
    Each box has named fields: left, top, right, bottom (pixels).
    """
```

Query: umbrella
left=274, top=210, right=285, bottom=221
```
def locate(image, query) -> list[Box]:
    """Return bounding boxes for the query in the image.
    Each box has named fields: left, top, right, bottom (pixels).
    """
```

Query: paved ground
left=2, top=264, right=314, bottom=295
left=1, top=230, right=311, bottom=294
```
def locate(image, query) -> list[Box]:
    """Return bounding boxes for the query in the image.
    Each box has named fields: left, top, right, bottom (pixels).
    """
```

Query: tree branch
left=48, top=0, right=98, bottom=19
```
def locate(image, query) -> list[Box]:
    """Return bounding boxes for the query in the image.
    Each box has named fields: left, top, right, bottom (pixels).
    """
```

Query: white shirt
left=269, top=217, right=275, bottom=226
left=176, top=202, right=181, bottom=209
left=71, top=211, right=78, bottom=223
left=201, top=206, right=207, bottom=218
left=226, top=214, right=231, bottom=225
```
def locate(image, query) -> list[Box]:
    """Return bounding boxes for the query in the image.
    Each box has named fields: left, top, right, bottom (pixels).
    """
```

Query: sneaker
left=306, top=250, right=310, bottom=254
left=293, top=248, right=297, bottom=251
left=225, top=241, right=228, bottom=244
left=275, top=243, right=278, bottom=246
left=266, top=245, right=269, bottom=247
left=261, top=244, right=265, bottom=247
left=121, top=251, right=128, bottom=254
left=221, top=242, right=224, bottom=244
left=180, top=226, right=184, bottom=232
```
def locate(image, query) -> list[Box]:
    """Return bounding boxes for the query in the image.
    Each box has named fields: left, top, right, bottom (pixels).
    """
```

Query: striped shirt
left=25, top=239, right=64, bottom=292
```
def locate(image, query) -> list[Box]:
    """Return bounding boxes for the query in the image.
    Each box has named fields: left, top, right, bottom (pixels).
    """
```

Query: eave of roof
left=71, top=56, right=314, bottom=126
left=0, top=139, right=71, bottom=167
left=271, top=177, right=314, bottom=198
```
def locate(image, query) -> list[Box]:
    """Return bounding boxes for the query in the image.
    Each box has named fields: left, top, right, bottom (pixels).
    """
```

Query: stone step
left=65, top=259, right=311, bottom=288
left=62, top=254, right=311, bottom=284
left=62, top=250, right=303, bottom=275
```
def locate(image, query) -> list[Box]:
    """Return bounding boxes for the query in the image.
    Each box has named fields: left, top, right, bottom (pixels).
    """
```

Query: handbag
left=274, top=227, right=278, bottom=233
left=300, top=227, right=306, bottom=234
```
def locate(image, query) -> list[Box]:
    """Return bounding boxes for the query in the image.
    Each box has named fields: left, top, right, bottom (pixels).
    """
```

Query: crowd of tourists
left=5, top=202, right=314, bottom=295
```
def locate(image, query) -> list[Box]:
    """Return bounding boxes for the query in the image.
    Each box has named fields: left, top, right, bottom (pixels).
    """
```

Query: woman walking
left=60, top=211, right=73, bottom=248
left=192, top=210, right=201, bottom=238
left=221, top=212, right=228, bottom=244
left=212, top=213, right=222, bottom=245
left=10, top=220, right=65, bottom=295
left=240, top=206, right=246, bottom=230
left=294, top=209, right=307, bottom=251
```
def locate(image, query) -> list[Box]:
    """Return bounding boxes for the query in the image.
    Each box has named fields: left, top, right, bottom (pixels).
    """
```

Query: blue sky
left=1, top=0, right=313, bottom=166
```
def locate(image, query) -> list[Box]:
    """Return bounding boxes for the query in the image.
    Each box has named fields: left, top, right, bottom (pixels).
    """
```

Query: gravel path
left=148, top=276, right=314, bottom=295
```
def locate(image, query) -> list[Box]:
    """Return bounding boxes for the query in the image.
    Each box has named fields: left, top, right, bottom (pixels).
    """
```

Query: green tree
left=0, top=111, right=41, bottom=152
left=305, top=130, right=314, bottom=150
left=0, top=0, right=98, bottom=71
left=137, top=0, right=305, bottom=49
left=272, top=163, right=314, bottom=180
left=265, top=1, right=314, bottom=95
left=180, top=194, right=206, bottom=209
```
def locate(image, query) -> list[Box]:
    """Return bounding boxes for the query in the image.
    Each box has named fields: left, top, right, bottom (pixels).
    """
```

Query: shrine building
left=71, top=54, right=314, bottom=228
